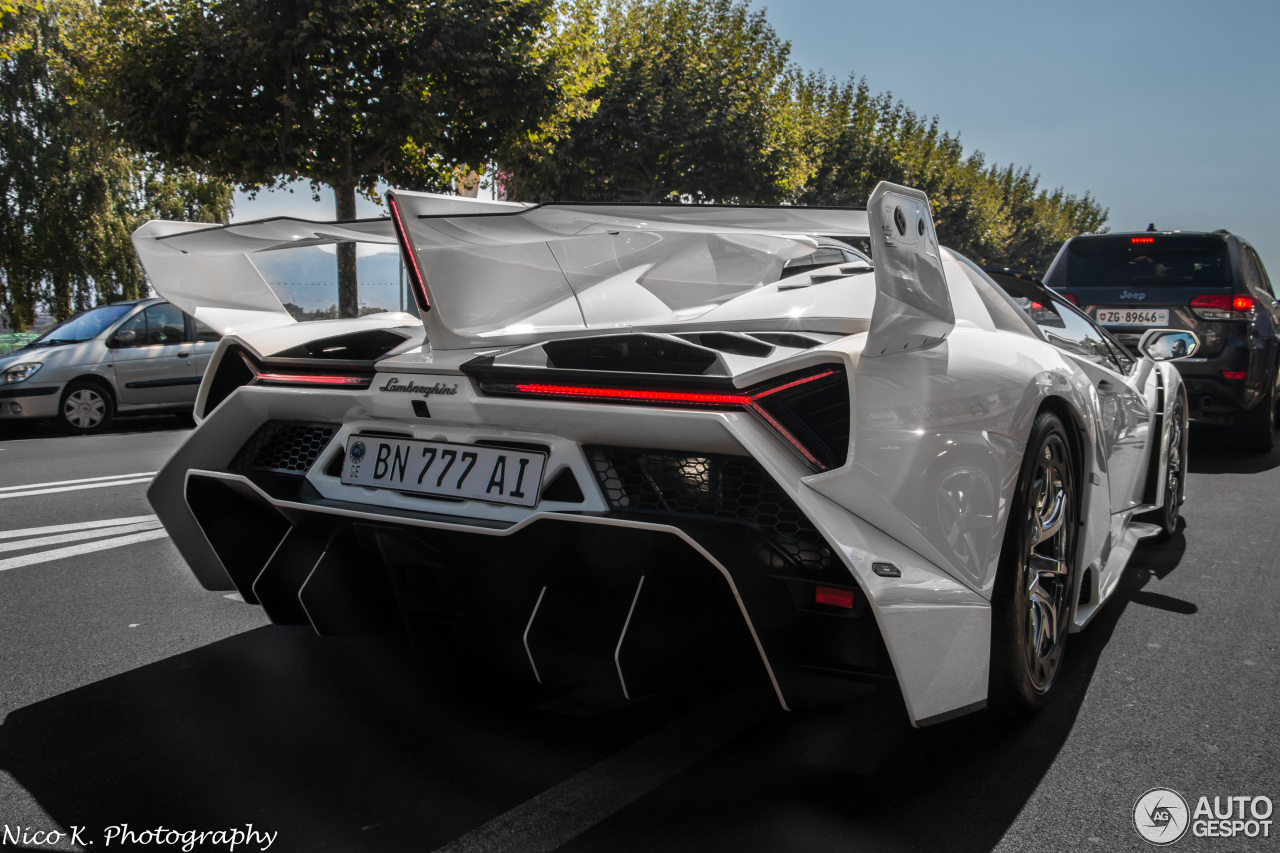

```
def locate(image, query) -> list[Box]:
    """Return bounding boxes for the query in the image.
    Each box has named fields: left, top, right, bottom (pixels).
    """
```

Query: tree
left=99, top=0, right=555, bottom=317
left=795, top=74, right=1107, bottom=272
left=0, top=0, right=230, bottom=330
left=498, top=0, right=805, bottom=204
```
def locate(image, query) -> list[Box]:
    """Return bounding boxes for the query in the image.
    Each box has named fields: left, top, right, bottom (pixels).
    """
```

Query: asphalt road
left=0, top=417, right=1275, bottom=852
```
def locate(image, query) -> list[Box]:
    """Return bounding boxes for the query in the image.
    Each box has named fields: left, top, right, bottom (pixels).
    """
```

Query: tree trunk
left=50, top=270, right=72, bottom=321
left=335, top=181, right=359, bottom=319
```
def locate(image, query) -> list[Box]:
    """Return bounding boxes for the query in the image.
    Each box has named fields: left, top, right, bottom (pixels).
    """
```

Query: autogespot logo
left=1134, top=788, right=1190, bottom=845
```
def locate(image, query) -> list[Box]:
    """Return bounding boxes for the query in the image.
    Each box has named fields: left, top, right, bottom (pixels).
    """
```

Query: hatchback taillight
left=1190, top=294, right=1254, bottom=320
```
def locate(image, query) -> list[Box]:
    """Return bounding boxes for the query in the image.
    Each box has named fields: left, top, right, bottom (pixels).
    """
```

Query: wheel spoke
left=1036, top=494, right=1065, bottom=542
left=1033, top=593, right=1059, bottom=649
left=1018, top=431, right=1073, bottom=692
left=1029, top=552, right=1068, bottom=581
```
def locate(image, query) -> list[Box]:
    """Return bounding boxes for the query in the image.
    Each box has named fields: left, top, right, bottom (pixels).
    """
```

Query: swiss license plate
left=341, top=436, right=546, bottom=507
left=1096, top=307, right=1169, bottom=326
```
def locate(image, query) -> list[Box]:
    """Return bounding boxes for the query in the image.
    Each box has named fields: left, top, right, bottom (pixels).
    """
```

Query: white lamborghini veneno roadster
left=134, top=182, right=1197, bottom=726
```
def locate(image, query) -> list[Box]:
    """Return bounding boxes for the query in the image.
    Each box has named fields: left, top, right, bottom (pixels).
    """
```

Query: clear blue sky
left=234, top=0, right=1280, bottom=275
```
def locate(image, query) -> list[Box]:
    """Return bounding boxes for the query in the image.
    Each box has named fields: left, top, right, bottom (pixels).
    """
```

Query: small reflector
left=815, top=585, right=854, bottom=609
left=1222, top=371, right=1247, bottom=381
left=1131, top=236, right=1155, bottom=244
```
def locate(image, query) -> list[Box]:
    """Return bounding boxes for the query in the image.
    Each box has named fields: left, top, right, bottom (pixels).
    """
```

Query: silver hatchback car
left=0, top=298, right=220, bottom=433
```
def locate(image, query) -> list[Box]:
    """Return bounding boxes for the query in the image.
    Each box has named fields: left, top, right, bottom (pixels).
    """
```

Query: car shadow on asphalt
left=557, top=531, right=1197, bottom=853
left=1187, top=423, right=1280, bottom=474
left=0, top=532, right=1194, bottom=853
left=0, top=627, right=725, bottom=852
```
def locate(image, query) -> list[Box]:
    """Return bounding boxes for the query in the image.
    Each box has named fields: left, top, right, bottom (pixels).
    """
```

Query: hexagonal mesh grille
left=234, top=421, right=337, bottom=475
left=586, top=446, right=834, bottom=574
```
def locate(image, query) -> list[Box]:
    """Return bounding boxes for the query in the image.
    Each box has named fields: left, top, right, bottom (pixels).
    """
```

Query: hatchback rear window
left=1059, top=235, right=1231, bottom=289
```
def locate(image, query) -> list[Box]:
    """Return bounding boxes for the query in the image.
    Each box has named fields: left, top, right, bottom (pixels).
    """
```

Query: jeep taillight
left=1190, top=294, right=1254, bottom=320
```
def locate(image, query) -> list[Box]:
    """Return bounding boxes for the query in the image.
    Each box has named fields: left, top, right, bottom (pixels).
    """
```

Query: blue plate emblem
left=349, top=441, right=366, bottom=463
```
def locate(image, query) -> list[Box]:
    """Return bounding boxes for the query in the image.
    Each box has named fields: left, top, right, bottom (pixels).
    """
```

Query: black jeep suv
left=1042, top=230, right=1279, bottom=451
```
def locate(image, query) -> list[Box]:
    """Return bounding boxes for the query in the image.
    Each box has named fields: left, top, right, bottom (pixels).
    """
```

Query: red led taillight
left=1222, top=371, right=1247, bottom=381
left=387, top=194, right=430, bottom=312
left=252, top=372, right=372, bottom=388
left=815, top=585, right=854, bottom=609
left=1191, top=294, right=1254, bottom=320
left=1191, top=294, right=1229, bottom=310
left=1131, top=236, right=1155, bottom=244
left=487, top=368, right=843, bottom=471
left=510, top=384, right=748, bottom=407
left=238, top=351, right=373, bottom=389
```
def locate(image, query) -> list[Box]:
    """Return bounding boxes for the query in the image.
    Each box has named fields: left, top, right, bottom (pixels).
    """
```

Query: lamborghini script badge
left=378, top=377, right=459, bottom=397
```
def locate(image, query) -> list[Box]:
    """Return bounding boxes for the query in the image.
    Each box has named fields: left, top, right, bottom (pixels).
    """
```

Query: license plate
left=341, top=436, right=546, bottom=507
left=1096, top=307, right=1169, bottom=326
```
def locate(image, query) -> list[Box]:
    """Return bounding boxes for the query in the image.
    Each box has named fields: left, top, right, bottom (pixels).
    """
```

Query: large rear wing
left=133, top=184, right=954, bottom=353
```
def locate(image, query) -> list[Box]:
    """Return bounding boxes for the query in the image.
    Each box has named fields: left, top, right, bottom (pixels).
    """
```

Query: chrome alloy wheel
left=1163, top=401, right=1184, bottom=533
left=63, top=388, right=106, bottom=429
left=1020, top=433, right=1073, bottom=693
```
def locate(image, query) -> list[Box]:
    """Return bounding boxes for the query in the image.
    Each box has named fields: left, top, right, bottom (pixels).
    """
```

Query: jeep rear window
left=1059, top=235, right=1231, bottom=289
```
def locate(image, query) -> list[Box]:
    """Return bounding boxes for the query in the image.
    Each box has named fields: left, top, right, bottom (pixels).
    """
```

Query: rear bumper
left=1174, top=351, right=1265, bottom=422
left=148, top=387, right=992, bottom=727
left=183, top=470, right=893, bottom=710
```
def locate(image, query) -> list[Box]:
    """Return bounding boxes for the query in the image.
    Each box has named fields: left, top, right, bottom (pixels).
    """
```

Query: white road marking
left=0, top=477, right=155, bottom=500
left=0, top=520, right=164, bottom=554
left=432, top=682, right=775, bottom=853
left=0, top=472, right=157, bottom=492
left=0, top=528, right=170, bottom=572
left=0, top=514, right=159, bottom=541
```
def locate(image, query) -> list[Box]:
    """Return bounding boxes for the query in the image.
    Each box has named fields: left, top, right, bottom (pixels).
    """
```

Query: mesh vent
left=234, top=421, right=338, bottom=475
left=587, top=446, right=834, bottom=574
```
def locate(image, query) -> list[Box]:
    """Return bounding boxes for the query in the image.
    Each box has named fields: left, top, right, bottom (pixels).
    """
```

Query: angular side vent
left=202, top=344, right=256, bottom=417
left=752, top=370, right=850, bottom=470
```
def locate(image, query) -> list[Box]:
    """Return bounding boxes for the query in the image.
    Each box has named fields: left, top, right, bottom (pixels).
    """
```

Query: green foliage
left=501, top=3, right=1107, bottom=272
left=0, top=0, right=230, bottom=331
left=99, top=0, right=556, bottom=315
left=499, top=0, right=804, bottom=203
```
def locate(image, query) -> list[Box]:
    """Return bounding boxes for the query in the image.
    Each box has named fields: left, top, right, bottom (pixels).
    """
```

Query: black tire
left=1234, top=375, right=1275, bottom=453
left=990, top=411, right=1077, bottom=714
left=58, top=379, right=115, bottom=434
left=1155, top=394, right=1186, bottom=541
